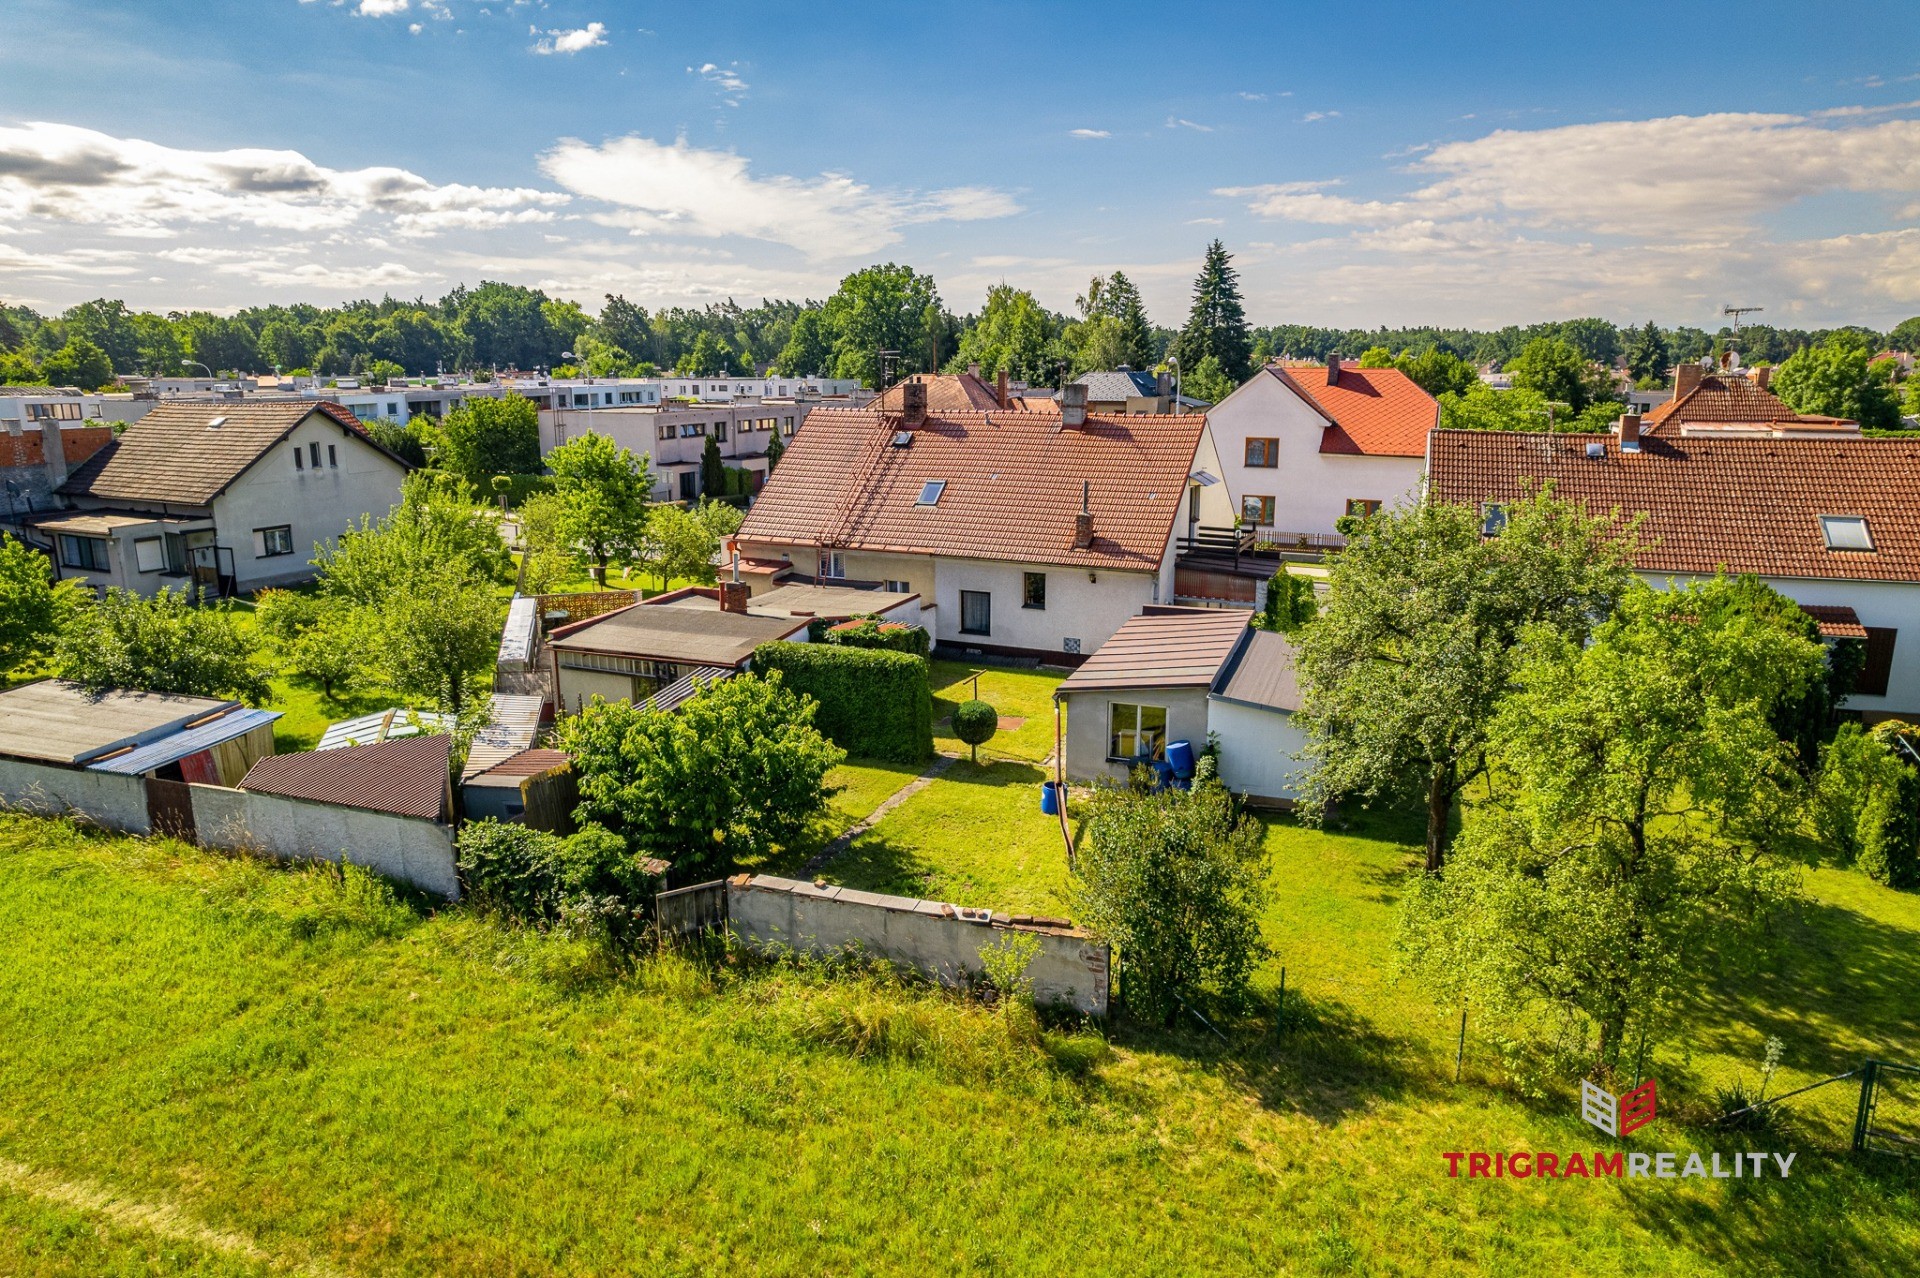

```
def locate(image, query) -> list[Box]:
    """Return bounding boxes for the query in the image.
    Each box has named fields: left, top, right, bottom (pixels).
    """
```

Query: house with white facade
left=23, top=401, right=408, bottom=598
left=1427, top=426, right=1920, bottom=719
left=733, top=379, right=1235, bottom=663
left=1205, top=358, right=1438, bottom=547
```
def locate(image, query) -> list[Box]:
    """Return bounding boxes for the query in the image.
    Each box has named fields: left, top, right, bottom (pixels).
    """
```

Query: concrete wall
left=1059, top=686, right=1213, bottom=786
left=934, top=556, right=1158, bottom=659
left=212, top=415, right=407, bottom=592
left=728, top=875, right=1111, bottom=1015
left=1208, top=372, right=1425, bottom=537
left=191, top=785, right=460, bottom=898
left=0, top=758, right=151, bottom=833
left=1209, top=697, right=1308, bottom=805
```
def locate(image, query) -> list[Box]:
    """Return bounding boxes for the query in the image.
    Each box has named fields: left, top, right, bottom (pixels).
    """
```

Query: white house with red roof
left=1205, top=357, right=1439, bottom=545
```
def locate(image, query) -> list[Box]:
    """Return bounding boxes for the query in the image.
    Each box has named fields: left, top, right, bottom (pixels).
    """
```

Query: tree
left=1887, top=316, right=1920, bottom=354
left=40, top=338, right=115, bottom=390
left=0, top=351, right=45, bottom=385
left=694, top=498, right=744, bottom=542
left=1772, top=333, right=1903, bottom=430
left=433, top=393, right=541, bottom=488
left=284, top=606, right=367, bottom=702
left=375, top=572, right=502, bottom=715
left=765, top=430, right=785, bottom=472
left=952, top=699, right=998, bottom=763
left=700, top=435, right=726, bottom=501
left=1073, top=770, right=1270, bottom=1025
left=596, top=294, right=654, bottom=365
left=1399, top=577, right=1821, bottom=1066
left=0, top=535, right=81, bottom=676
left=1437, top=382, right=1618, bottom=434
left=1182, top=354, right=1236, bottom=406
left=637, top=504, right=718, bottom=590
left=545, top=433, right=652, bottom=583
left=362, top=417, right=429, bottom=468
left=677, top=330, right=736, bottom=377
left=315, top=471, right=510, bottom=608
left=60, top=299, right=139, bottom=373
left=821, top=264, right=943, bottom=387
left=1395, top=347, right=1477, bottom=398
left=1173, top=241, right=1253, bottom=384
left=1254, top=571, right=1316, bottom=634
left=769, top=309, right=833, bottom=377
left=1295, top=491, right=1637, bottom=871
left=557, top=672, right=846, bottom=876
left=1093, top=271, right=1155, bottom=370
left=514, top=491, right=582, bottom=594
left=183, top=314, right=260, bottom=374
left=1506, top=337, right=1601, bottom=413
left=949, top=286, right=1061, bottom=385
left=1358, top=346, right=1395, bottom=368
left=54, top=588, right=269, bottom=703
left=455, top=281, right=562, bottom=370
left=1624, top=321, right=1670, bottom=385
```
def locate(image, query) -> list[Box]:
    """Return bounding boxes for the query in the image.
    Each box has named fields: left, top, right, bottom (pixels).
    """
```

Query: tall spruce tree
left=1173, top=241, right=1252, bottom=384
left=1625, top=320, right=1670, bottom=385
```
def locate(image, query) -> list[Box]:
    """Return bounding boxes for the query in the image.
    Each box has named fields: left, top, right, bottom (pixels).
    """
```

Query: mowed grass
left=732, top=757, right=928, bottom=878
left=5, top=808, right=1920, bottom=1275
left=929, top=660, right=1064, bottom=762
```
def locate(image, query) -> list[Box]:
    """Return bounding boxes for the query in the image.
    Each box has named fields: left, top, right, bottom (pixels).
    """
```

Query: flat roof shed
left=0, top=679, right=239, bottom=765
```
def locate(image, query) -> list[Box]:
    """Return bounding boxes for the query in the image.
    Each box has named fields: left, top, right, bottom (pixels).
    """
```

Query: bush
left=952, top=699, right=998, bottom=763
left=493, top=473, right=554, bottom=508
left=825, top=616, right=931, bottom=657
left=455, top=819, right=660, bottom=938
left=752, top=642, right=933, bottom=764
left=1810, top=722, right=1920, bottom=888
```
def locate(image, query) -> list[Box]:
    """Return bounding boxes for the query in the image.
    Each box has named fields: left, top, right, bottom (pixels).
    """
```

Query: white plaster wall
left=934, top=556, right=1156, bottom=657
left=213, top=418, right=407, bottom=591
left=191, top=785, right=460, bottom=898
left=1059, top=687, right=1212, bottom=786
left=1209, top=699, right=1308, bottom=804
left=0, top=759, right=150, bottom=833
left=728, top=876, right=1110, bottom=1015
left=1206, top=373, right=1426, bottom=537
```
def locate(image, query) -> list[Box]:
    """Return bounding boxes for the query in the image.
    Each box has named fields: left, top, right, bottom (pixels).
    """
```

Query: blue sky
left=2, top=0, right=1917, bottom=329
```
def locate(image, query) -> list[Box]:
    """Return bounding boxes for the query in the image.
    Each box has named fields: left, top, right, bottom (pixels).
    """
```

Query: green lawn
left=929, top=660, right=1065, bottom=763
left=4, top=796, right=1920, bottom=1275
left=731, top=757, right=928, bottom=879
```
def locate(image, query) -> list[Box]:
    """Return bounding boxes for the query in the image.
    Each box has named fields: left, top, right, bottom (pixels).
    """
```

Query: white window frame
left=1107, top=702, right=1169, bottom=763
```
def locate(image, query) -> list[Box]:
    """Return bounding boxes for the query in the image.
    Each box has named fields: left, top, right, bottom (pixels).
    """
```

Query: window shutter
left=253, top=530, right=268, bottom=558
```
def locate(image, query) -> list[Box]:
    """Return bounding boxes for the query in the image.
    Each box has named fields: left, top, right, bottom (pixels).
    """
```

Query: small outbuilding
left=1053, top=607, right=1305, bottom=806
left=546, top=597, right=811, bottom=713
left=239, top=734, right=454, bottom=825
left=460, top=747, right=576, bottom=831
left=0, top=678, right=277, bottom=785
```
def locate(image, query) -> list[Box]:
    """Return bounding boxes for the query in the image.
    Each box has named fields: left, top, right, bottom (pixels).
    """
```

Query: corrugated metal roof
left=459, top=693, right=545, bottom=782
left=498, top=595, right=539, bottom=670
left=1056, top=608, right=1249, bottom=694
left=317, top=707, right=454, bottom=751
left=1211, top=628, right=1301, bottom=713
left=464, top=747, right=571, bottom=788
left=86, top=707, right=281, bottom=775
left=649, top=666, right=735, bottom=713
left=240, top=734, right=451, bottom=822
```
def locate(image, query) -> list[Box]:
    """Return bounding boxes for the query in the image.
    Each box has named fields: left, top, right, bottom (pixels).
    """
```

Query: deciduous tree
left=433, top=393, right=542, bottom=488
left=54, top=587, right=269, bottom=703
left=545, top=433, right=652, bottom=583
left=0, top=535, right=81, bottom=677
left=1772, top=332, right=1903, bottom=430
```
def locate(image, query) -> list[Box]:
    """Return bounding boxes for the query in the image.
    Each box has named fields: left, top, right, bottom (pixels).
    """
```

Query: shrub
left=952, top=699, right=998, bottom=763
left=493, top=473, right=555, bottom=508
left=752, top=641, right=933, bottom=764
left=455, top=819, right=660, bottom=938
left=1254, top=571, right=1317, bottom=634
left=1810, top=721, right=1920, bottom=888
left=825, top=616, right=931, bottom=657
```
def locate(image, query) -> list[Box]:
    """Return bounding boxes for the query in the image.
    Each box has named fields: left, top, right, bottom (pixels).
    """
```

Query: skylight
left=1480, top=503, right=1508, bottom=537
left=916, top=480, right=946, bottom=506
left=1819, top=515, right=1874, bottom=552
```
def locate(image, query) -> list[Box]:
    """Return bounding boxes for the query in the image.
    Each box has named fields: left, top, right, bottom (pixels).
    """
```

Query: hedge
left=823, top=616, right=932, bottom=657
left=753, top=641, right=933, bottom=764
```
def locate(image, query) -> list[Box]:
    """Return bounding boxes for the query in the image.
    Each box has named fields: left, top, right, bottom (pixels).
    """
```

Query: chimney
left=1060, top=382, right=1088, bottom=428
left=719, top=581, right=750, bottom=614
left=996, top=368, right=1009, bottom=409
left=42, top=421, right=69, bottom=488
left=1674, top=361, right=1704, bottom=400
left=967, top=362, right=982, bottom=380
left=1619, top=413, right=1642, bottom=452
left=1326, top=353, right=1340, bottom=386
left=901, top=379, right=928, bottom=427
left=1754, top=366, right=1772, bottom=391
left=1073, top=480, right=1094, bottom=549
left=1157, top=369, right=1171, bottom=397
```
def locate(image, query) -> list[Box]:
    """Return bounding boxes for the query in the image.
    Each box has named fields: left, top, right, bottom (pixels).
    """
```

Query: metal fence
left=655, top=879, right=727, bottom=940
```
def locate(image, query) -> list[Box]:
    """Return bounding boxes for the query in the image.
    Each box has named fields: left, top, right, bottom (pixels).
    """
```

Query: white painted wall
left=933, top=556, right=1158, bottom=658
left=1059, top=687, right=1212, bottom=786
left=212, top=416, right=407, bottom=592
left=1209, top=698, right=1308, bottom=805
left=1206, top=373, right=1425, bottom=538
left=191, top=784, right=459, bottom=898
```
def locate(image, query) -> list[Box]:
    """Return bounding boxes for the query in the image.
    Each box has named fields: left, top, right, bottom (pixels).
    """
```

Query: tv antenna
left=1722, top=304, right=1764, bottom=336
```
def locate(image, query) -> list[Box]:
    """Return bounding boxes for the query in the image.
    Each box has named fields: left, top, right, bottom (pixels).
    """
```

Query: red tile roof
left=1645, top=373, right=1849, bottom=434
left=239, top=734, right=452, bottom=822
left=1261, top=363, right=1438, bottom=458
left=873, top=372, right=1004, bottom=413
left=738, top=406, right=1208, bottom=574
left=1800, top=605, right=1868, bottom=639
left=1426, top=430, right=1920, bottom=583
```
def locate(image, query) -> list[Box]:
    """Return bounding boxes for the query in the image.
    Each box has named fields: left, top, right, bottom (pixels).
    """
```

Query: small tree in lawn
left=375, top=573, right=502, bottom=716
left=284, top=604, right=368, bottom=702
left=638, top=503, right=719, bottom=591
left=1073, top=771, right=1270, bottom=1025
left=55, top=587, right=269, bottom=703
left=545, top=432, right=652, bottom=585
left=514, top=491, right=581, bottom=595
left=953, top=699, right=998, bottom=763
left=557, top=672, right=845, bottom=878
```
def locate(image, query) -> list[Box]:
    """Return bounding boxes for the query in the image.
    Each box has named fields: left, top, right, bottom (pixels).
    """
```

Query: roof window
left=1820, top=516, right=1874, bottom=552
left=1480, top=503, right=1508, bottom=537
left=915, top=480, right=946, bottom=506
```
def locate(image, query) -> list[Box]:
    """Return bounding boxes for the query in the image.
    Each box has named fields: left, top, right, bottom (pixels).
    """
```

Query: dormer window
left=1819, top=515, right=1874, bottom=552
left=1481, top=503, right=1508, bottom=536
left=916, top=480, right=946, bottom=506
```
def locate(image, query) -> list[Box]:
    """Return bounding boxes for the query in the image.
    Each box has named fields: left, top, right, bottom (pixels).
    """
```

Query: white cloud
left=1300, top=110, right=1341, bottom=122
left=1166, top=117, right=1213, bottom=132
left=1069, top=129, right=1111, bottom=139
left=538, top=134, right=1019, bottom=259
left=356, top=0, right=409, bottom=15
left=1236, top=92, right=1267, bottom=102
left=693, top=61, right=751, bottom=106
left=409, top=23, right=422, bottom=35
left=532, top=22, right=607, bottom=55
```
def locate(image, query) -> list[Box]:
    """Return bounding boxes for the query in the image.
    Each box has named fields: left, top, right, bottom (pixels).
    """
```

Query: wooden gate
left=655, top=879, right=727, bottom=938
left=145, top=777, right=197, bottom=841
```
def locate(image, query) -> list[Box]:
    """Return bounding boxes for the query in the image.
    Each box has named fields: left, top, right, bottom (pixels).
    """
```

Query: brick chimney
left=1326, top=353, right=1340, bottom=386
left=42, top=422, right=69, bottom=488
left=1060, top=382, right=1088, bottom=428
left=901, top=379, right=928, bottom=427
left=1618, top=413, right=1642, bottom=452
left=719, top=581, right=750, bottom=614
left=996, top=368, right=1009, bottom=409
left=1073, top=480, right=1094, bottom=549
left=1754, top=366, right=1772, bottom=391
left=1674, top=361, right=1704, bottom=400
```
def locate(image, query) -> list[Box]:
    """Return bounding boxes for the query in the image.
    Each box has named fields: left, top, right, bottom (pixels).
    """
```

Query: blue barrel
left=1040, top=781, right=1061, bottom=816
left=1167, top=739, right=1196, bottom=779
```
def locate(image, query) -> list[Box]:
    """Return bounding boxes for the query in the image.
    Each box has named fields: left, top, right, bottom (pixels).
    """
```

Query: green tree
left=1183, top=354, right=1236, bottom=406
left=557, top=672, right=846, bottom=876
left=1399, top=577, right=1820, bottom=1066
left=596, top=294, right=654, bottom=365
left=455, top=281, right=562, bottom=370
left=183, top=314, right=260, bottom=374
left=60, top=299, right=140, bottom=373
left=949, top=285, right=1062, bottom=386
left=283, top=604, right=368, bottom=702
left=637, top=504, right=719, bottom=590
left=1073, top=770, right=1270, bottom=1025
left=369, top=309, right=447, bottom=376
left=1887, top=316, right=1920, bottom=354
left=315, top=471, right=510, bottom=607
left=40, top=337, right=115, bottom=390
left=0, top=535, right=81, bottom=676
left=1173, top=240, right=1253, bottom=383
left=1772, top=333, right=1903, bottom=430
left=1395, top=347, right=1477, bottom=398
left=514, top=491, right=582, bottom=594
left=765, top=430, right=785, bottom=472
left=769, top=308, right=833, bottom=377
left=1506, top=337, right=1599, bottom=412
left=0, top=351, right=45, bottom=384
left=54, top=588, right=268, bottom=703
left=1437, top=382, right=1617, bottom=433
left=361, top=417, right=429, bottom=468
left=1296, top=491, right=1637, bottom=871
left=434, top=393, right=541, bottom=488
left=375, top=572, right=502, bottom=715
left=700, top=434, right=726, bottom=500
left=821, top=264, right=943, bottom=387
left=1358, top=345, right=1395, bottom=368
left=1624, top=320, right=1670, bottom=385
left=1254, top=571, right=1316, bottom=634
left=694, top=498, right=744, bottom=542
left=545, top=433, right=652, bottom=583
left=677, top=330, right=737, bottom=377
left=952, top=699, right=998, bottom=763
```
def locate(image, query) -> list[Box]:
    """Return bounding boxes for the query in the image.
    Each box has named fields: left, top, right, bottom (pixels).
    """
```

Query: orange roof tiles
left=1427, top=430, right=1920, bottom=583
left=1645, top=373, right=1846, bottom=433
left=738, top=405, right=1208, bottom=574
left=1263, top=363, right=1438, bottom=458
left=872, top=372, right=1004, bottom=413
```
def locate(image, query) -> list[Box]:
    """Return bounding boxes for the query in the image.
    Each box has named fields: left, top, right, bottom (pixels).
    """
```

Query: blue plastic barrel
left=1040, top=781, right=1061, bottom=815
left=1167, top=739, right=1196, bottom=779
